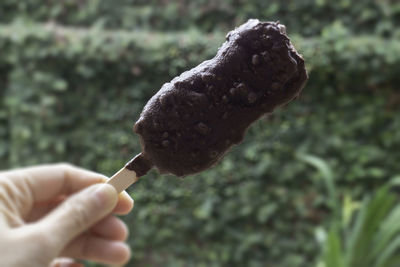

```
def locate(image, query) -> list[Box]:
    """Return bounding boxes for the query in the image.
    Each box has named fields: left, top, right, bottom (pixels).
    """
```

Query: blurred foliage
left=318, top=184, right=400, bottom=267
left=0, top=22, right=221, bottom=169
left=301, top=156, right=400, bottom=267
left=0, top=1, right=400, bottom=266
left=0, top=0, right=400, bottom=37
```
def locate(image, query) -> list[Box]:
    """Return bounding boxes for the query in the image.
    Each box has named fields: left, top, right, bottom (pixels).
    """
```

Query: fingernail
left=92, top=184, right=117, bottom=209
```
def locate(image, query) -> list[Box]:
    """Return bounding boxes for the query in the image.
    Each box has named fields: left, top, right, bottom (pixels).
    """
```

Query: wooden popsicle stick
left=107, top=167, right=138, bottom=193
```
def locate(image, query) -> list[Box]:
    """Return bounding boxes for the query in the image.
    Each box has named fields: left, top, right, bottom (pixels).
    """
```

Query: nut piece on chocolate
left=131, top=19, right=308, bottom=177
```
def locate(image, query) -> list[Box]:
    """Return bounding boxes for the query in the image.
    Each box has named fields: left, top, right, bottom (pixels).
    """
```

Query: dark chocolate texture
left=125, top=153, right=153, bottom=177
left=133, top=19, right=308, bottom=177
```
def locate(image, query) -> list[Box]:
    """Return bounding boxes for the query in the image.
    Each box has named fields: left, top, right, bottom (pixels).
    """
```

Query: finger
left=113, top=191, right=134, bottom=215
left=61, top=234, right=131, bottom=265
left=50, top=258, right=83, bottom=267
left=35, top=183, right=118, bottom=249
left=27, top=191, right=133, bottom=222
left=90, top=215, right=128, bottom=241
left=2, top=163, right=107, bottom=204
left=25, top=197, right=65, bottom=222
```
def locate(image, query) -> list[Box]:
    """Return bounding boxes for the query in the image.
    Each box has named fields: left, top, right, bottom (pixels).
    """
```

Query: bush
left=1, top=0, right=399, bottom=36
left=0, top=22, right=222, bottom=168
left=318, top=184, right=400, bottom=267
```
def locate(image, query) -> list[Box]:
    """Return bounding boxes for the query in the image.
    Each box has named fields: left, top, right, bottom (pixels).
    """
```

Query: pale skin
left=0, top=163, right=134, bottom=267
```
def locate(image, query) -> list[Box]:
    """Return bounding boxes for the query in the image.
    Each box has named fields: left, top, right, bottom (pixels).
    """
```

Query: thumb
left=37, top=183, right=118, bottom=249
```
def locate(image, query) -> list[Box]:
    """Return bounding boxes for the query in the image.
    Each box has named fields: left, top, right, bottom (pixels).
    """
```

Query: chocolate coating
left=133, top=19, right=308, bottom=177
left=125, top=153, right=152, bottom=177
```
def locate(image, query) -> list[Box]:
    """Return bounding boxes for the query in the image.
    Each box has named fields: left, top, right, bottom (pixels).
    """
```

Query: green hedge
left=1, top=23, right=400, bottom=266
left=1, top=0, right=400, bottom=36
left=0, top=22, right=222, bottom=169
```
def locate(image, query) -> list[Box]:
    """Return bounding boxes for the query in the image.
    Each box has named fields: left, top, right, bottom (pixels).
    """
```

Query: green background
left=0, top=1, right=400, bottom=266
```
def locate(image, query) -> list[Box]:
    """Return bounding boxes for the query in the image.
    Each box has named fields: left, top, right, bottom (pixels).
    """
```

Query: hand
left=0, top=163, right=134, bottom=267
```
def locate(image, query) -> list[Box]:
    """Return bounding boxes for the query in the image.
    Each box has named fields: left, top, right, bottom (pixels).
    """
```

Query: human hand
left=0, top=163, right=134, bottom=267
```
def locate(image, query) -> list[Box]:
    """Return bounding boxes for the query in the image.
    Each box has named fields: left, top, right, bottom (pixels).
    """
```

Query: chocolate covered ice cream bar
left=108, top=19, right=308, bottom=192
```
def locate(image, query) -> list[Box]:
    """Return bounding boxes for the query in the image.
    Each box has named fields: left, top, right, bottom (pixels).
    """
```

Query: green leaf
left=323, top=227, right=344, bottom=267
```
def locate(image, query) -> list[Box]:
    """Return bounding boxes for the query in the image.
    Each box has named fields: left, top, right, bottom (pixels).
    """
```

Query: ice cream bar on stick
left=107, top=19, right=308, bottom=193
